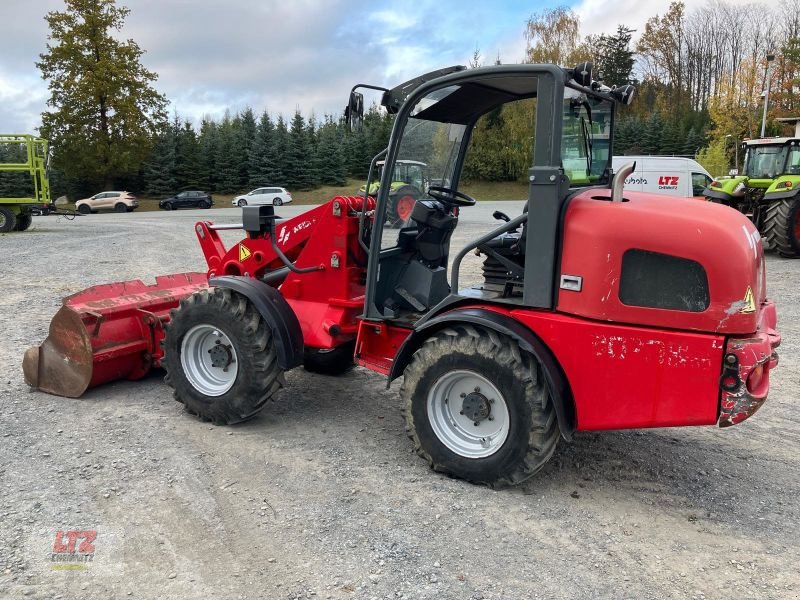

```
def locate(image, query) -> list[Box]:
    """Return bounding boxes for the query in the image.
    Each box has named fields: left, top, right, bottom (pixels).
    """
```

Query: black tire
left=762, top=197, right=800, bottom=258
left=386, top=185, right=419, bottom=229
left=273, top=198, right=283, bottom=207
left=163, top=288, right=284, bottom=425
left=0, top=206, right=17, bottom=233
left=115, top=203, right=127, bottom=213
left=163, top=202, right=174, bottom=211
left=238, top=199, right=247, bottom=208
left=303, top=341, right=356, bottom=375
left=14, top=213, right=32, bottom=231
left=200, top=200, right=211, bottom=209
left=401, top=324, right=559, bottom=488
left=77, top=204, right=91, bottom=214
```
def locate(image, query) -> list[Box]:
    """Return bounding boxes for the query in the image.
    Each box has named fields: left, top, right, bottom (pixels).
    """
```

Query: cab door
left=691, top=172, right=712, bottom=199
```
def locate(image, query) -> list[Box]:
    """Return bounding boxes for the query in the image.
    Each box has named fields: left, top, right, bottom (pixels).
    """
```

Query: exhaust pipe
left=611, top=161, right=636, bottom=202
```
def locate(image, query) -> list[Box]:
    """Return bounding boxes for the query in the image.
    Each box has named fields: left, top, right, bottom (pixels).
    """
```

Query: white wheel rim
left=426, top=370, right=510, bottom=458
left=180, top=325, right=238, bottom=396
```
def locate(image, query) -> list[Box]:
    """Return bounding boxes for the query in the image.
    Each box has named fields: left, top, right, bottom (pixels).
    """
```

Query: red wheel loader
left=24, top=63, right=781, bottom=487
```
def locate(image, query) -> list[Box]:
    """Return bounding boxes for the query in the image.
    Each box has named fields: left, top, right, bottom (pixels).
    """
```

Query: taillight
left=780, top=181, right=792, bottom=189
left=746, top=363, right=767, bottom=395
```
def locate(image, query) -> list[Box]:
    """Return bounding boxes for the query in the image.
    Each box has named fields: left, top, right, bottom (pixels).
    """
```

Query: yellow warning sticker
left=239, top=243, right=252, bottom=262
left=740, top=286, right=756, bottom=313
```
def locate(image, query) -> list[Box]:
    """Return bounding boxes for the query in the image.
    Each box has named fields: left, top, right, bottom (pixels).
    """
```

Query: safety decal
left=239, top=243, right=252, bottom=262
left=740, top=286, right=756, bottom=314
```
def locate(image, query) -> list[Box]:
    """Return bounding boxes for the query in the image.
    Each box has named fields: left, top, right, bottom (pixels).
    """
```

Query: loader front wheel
left=163, top=287, right=284, bottom=425
left=401, top=325, right=559, bottom=488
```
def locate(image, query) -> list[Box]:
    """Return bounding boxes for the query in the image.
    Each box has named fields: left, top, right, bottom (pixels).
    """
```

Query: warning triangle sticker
left=740, top=286, right=756, bottom=314
left=239, top=243, right=252, bottom=262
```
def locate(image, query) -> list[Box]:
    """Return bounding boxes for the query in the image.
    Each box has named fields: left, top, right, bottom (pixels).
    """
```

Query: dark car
left=159, top=191, right=213, bottom=210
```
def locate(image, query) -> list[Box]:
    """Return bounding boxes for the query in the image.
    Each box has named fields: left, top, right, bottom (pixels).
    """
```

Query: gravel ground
left=0, top=203, right=798, bottom=600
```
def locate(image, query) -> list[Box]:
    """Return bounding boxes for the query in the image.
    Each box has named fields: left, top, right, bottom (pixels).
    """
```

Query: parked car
left=232, top=187, right=292, bottom=207
left=159, top=191, right=214, bottom=210
left=75, top=191, right=138, bottom=214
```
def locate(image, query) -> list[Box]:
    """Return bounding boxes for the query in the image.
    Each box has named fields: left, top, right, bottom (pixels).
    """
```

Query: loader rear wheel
left=0, top=207, right=17, bottom=232
left=303, top=340, right=356, bottom=375
left=14, top=213, right=32, bottom=231
left=163, top=287, right=284, bottom=425
left=401, top=325, right=559, bottom=488
left=762, top=197, right=800, bottom=258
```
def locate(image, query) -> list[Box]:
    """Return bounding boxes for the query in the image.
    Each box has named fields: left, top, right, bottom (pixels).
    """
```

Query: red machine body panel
left=558, top=189, right=766, bottom=335
left=197, top=196, right=374, bottom=349
left=429, top=305, right=723, bottom=430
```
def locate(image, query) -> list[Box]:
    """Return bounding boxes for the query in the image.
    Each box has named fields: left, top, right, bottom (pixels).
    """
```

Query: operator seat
left=385, top=199, right=458, bottom=315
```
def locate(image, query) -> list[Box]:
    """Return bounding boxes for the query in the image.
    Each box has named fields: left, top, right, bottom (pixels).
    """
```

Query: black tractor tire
left=0, top=206, right=17, bottom=233
left=77, top=204, right=91, bottom=214
left=762, top=197, right=800, bottom=258
left=401, top=324, right=559, bottom=488
left=273, top=198, right=283, bottom=206
left=163, top=287, right=285, bottom=425
left=386, top=185, right=419, bottom=229
left=14, top=213, right=32, bottom=231
left=303, top=340, right=356, bottom=375
left=114, top=203, right=128, bottom=213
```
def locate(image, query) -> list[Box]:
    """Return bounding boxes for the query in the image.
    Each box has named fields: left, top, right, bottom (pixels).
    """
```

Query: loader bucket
left=23, top=272, right=208, bottom=398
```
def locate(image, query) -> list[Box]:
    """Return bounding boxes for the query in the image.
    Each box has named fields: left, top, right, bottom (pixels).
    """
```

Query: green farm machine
left=360, top=159, right=430, bottom=228
left=704, top=117, right=800, bottom=257
left=0, top=134, right=54, bottom=232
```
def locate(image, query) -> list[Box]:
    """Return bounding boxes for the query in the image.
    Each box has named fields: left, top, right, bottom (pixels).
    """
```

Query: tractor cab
left=347, top=64, right=630, bottom=322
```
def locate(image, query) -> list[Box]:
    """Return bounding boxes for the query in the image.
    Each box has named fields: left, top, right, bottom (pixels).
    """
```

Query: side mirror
left=572, top=61, right=593, bottom=87
left=345, top=91, right=364, bottom=132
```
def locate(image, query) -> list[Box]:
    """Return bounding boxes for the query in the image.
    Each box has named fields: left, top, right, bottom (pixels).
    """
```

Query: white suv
left=232, top=187, right=292, bottom=207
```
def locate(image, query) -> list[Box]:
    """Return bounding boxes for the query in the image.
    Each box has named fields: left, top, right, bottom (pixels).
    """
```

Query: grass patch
left=78, top=178, right=528, bottom=213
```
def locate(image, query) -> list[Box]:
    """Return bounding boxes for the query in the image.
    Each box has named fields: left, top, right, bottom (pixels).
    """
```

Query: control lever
left=493, top=210, right=511, bottom=222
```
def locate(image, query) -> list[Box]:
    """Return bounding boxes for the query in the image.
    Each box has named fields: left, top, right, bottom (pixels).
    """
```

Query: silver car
left=232, top=187, right=292, bottom=207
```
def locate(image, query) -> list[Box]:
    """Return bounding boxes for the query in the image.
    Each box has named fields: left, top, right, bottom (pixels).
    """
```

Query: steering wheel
left=427, top=186, right=477, bottom=208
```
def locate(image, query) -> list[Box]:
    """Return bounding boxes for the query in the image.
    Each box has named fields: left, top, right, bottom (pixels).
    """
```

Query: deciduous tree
left=37, top=0, right=167, bottom=188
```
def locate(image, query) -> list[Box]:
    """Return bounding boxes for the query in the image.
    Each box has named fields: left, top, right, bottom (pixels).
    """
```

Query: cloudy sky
left=0, top=0, right=731, bottom=133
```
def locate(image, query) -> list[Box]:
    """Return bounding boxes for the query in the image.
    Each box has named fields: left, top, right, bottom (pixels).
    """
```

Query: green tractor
left=704, top=118, right=800, bottom=258
left=359, top=159, right=429, bottom=228
left=0, top=134, right=53, bottom=233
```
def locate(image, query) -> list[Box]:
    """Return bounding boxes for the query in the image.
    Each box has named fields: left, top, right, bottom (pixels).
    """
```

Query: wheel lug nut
left=459, top=410, right=464, bottom=415
left=473, top=422, right=479, bottom=427
left=488, top=416, right=494, bottom=421
left=460, top=392, right=466, bottom=398
left=474, top=386, right=480, bottom=392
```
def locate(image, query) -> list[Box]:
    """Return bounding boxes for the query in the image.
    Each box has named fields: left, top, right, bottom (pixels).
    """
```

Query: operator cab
left=348, top=64, right=633, bottom=322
